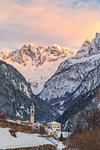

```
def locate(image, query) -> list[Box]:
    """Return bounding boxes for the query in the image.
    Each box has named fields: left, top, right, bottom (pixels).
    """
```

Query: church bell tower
left=30, top=103, right=34, bottom=124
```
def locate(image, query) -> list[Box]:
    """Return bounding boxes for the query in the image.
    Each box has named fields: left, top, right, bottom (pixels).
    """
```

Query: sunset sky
left=0, top=0, right=100, bottom=49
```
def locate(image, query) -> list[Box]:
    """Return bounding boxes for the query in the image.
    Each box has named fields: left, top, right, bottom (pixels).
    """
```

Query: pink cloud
left=0, top=0, right=100, bottom=49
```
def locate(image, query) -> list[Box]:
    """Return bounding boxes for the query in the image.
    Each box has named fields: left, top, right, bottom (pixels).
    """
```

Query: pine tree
left=59, top=133, right=63, bottom=141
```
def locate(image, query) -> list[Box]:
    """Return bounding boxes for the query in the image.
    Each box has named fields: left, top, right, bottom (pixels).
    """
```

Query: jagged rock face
left=76, top=39, right=91, bottom=57
left=1, top=44, right=76, bottom=66
left=0, top=44, right=77, bottom=94
left=89, top=33, right=100, bottom=55
left=0, top=60, right=58, bottom=122
left=39, top=33, right=100, bottom=115
left=59, top=85, right=99, bottom=131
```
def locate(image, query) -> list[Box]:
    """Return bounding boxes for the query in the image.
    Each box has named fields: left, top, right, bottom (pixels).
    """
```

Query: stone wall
left=6, top=144, right=56, bottom=150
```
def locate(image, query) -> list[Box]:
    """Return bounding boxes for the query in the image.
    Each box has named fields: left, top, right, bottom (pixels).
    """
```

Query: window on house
left=56, top=129, right=60, bottom=131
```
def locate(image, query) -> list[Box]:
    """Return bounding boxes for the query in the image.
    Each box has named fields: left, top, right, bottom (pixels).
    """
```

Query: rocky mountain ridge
left=0, top=44, right=77, bottom=94
left=39, top=33, right=100, bottom=116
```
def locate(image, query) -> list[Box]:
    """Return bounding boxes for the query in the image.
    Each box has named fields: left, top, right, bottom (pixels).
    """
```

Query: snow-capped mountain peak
left=89, top=33, right=100, bottom=55
left=76, top=39, right=91, bottom=58
left=29, top=43, right=34, bottom=48
left=51, top=44, right=69, bottom=50
left=0, top=44, right=77, bottom=94
left=85, top=39, right=91, bottom=42
left=39, top=33, right=100, bottom=115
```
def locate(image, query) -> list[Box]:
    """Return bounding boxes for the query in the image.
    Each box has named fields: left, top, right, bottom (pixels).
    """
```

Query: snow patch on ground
left=46, top=137, right=65, bottom=150
left=0, top=127, right=66, bottom=150
left=0, top=128, right=53, bottom=149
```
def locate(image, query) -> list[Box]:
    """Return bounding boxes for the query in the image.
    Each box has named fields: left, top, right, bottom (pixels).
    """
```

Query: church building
left=30, top=103, right=34, bottom=124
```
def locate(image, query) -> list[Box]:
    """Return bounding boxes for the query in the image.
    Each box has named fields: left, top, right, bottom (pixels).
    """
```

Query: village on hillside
left=0, top=103, right=67, bottom=150
left=24, top=103, right=68, bottom=138
left=0, top=103, right=68, bottom=138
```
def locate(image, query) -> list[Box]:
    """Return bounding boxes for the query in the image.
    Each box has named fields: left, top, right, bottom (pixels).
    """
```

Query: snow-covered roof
left=32, top=122, right=42, bottom=127
left=46, top=129, right=54, bottom=132
left=47, top=121, right=61, bottom=125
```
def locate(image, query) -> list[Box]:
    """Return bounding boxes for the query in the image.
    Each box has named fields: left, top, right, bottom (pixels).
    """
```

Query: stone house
left=31, top=122, right=48, bottom=133
left=47, top=121, right=61, bottom=132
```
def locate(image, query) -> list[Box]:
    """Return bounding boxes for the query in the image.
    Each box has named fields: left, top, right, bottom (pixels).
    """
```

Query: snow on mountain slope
left=40, top=53, right=100, bottom=100
left=0, top=128, right=53, bottom=149
left=0, top=60, right=57, bottom=121
left=39, top=33, right=100, bottom=113
left=0, top=44, right=77, bottom=94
